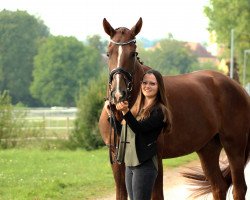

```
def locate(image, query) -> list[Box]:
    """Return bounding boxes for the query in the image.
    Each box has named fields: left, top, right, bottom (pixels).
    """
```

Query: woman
left=105, top=69, right=172, bottom=200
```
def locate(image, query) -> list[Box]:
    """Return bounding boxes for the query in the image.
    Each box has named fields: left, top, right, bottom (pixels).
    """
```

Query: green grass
left=0, top=148, right=198, bottom=200
left=163, top=153, right=198, bottom=168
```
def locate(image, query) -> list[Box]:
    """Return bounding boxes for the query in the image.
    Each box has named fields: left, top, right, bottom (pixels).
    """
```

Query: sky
left=1, top=0, right=211, bottom=43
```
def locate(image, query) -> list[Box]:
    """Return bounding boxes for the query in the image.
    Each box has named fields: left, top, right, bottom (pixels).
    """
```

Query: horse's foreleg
left=111, top=163, right=127, bottom=200
left=152, top=156, right=164, bottom=200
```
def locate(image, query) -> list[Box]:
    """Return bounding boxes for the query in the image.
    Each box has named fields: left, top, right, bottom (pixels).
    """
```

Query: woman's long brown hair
left=131, top=69, right=172, bottom=133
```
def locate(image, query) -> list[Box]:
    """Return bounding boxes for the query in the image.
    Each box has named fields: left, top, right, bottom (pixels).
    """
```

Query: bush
left=71, top=69, right=108, bottom=150
left=0, top=91, right=27, bottom=148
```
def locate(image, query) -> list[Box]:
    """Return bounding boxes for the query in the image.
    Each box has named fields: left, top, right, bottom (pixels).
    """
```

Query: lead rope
left=123, top=122, right=128, bottom=162
left=117, top=121, right=128, bottom=164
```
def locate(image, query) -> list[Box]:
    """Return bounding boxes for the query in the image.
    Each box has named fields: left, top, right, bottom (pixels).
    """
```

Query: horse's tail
left=182, top=131, right=250, bottom=199
left=181, top=166, right=212, bottom=198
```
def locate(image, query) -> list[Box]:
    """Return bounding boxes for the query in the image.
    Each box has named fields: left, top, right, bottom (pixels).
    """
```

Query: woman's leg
left=125, top=166, right=134, bottom=200
left=132, top=159, right=158, bottom=200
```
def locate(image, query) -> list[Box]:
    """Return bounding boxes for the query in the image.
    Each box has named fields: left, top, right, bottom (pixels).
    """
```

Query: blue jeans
left=125, top=159, right=158, bottom=200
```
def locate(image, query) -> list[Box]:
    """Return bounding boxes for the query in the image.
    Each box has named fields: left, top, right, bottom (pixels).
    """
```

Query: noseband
left=109, top=67, right=133, bottom=95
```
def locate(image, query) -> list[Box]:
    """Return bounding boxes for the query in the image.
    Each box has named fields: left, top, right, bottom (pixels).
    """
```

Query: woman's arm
left=123, top=108, right=164, bottom=134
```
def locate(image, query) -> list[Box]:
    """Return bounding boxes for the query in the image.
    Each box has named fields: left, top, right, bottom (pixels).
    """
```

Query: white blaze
left=117, top=46, right=123, bottom=68
left=115, top=45, right=123, bottom=100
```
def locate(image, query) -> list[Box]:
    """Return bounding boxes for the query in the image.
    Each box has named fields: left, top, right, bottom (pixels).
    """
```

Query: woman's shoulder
left=152, top=103, right=163, bottom=111
left=151, top=104, right=164, bottom=117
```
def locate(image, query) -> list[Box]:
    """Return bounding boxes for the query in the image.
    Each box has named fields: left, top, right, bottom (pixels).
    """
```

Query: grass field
left=0, top=148, right=198, bottom=200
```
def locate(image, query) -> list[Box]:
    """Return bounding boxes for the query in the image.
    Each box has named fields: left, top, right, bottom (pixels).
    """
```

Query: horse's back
left=165, top=70, right=249, bottom=116
left=160, top=70, right=250, bottom=157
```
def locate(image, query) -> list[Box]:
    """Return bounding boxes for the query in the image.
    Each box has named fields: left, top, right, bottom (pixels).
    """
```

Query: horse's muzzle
left=111, top=89, right=127, bottom=104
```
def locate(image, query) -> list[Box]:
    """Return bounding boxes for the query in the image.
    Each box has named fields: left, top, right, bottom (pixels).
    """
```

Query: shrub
left=71, top=69, right=108, bottom=150
left=0, top=91, right=27, bottom=148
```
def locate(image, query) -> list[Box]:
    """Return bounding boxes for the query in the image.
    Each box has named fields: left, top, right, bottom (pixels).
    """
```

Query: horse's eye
left=106, top=52, right=110, bottom=57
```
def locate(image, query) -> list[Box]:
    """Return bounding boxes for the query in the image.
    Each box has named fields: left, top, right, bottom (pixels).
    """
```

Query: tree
left=72, top=69, right=108, bottom=150
left=30, top=36, right=102, bottom=106
left=204, top=0, right=250, bottom=82
left=139, top=38, right=198, bottom=75
left=86, top=34, right=108, bottom=54
left=0, top=10, right=49, bottom=105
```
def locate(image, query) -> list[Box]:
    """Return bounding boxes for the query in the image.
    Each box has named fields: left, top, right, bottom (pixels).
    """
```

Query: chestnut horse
left=98, top=18, right=250, bottom=200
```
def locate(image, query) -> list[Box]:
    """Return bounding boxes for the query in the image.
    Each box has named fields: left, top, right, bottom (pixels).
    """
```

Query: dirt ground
left=96, top=160, right=250, bottom=200
left=95, top=160, right=202, bottom=200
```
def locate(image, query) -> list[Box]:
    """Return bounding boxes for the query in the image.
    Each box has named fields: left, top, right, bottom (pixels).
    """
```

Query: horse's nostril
left=122, top=91, right=127, bottom=99
left=117, top=91, right=127, bottom=102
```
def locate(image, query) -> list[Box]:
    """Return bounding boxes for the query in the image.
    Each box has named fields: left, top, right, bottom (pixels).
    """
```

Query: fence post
left=43, top=113, right=46, bottom=138
left=67, top=117, right=69, bottom=137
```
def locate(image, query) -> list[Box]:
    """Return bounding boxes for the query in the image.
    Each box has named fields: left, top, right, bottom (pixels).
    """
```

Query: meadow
left=0, top=148, right=198, bottom=200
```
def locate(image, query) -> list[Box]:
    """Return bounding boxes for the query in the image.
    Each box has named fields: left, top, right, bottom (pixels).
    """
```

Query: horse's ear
left=103, top=18, right=115, bottom=38
left=131, top=17, right=142, bottom=36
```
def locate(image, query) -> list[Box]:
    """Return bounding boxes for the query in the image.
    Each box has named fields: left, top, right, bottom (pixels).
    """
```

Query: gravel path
left=96, top=161, right=250, bottom=200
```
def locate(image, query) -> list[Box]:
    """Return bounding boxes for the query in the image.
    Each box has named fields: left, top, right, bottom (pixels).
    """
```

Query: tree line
left=0, top=10, right=105, bottom=107
left=1, top=0, right=249, bottom=109
left=0, top=9, right=207, bottom=107
left=204, top=0, right=250, bottom=81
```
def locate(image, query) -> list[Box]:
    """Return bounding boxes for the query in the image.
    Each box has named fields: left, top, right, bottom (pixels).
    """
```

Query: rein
left=108, top=101, right=119, bottom=164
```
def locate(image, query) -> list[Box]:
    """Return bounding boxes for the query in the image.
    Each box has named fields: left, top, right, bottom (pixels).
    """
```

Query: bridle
left=109, top=67, right=133, bottom=100
left=110, top=38, right=136, bottom=45
left=107, top=38, right=137, bottom=164
left=108, top=38, right=137, bottom=101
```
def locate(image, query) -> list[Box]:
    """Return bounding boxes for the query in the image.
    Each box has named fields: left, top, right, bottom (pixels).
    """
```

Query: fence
left=21, top=107, right=77, bottom=140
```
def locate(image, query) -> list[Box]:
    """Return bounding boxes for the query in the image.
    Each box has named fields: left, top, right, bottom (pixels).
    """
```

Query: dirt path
left=95, top=160, right=201, bottom=200
left=96, top=161, right=250, bottom=200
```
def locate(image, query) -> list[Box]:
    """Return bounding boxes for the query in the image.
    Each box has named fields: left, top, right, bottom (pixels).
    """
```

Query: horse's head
left=103, top=18, right=143, bottom=105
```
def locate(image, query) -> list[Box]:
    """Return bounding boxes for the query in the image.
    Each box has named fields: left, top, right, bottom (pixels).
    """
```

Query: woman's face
left=141, top=73, right=158, bottom=99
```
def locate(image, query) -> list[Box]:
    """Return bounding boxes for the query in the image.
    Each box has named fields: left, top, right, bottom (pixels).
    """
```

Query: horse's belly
left=159, top=119, right=218, bottom=158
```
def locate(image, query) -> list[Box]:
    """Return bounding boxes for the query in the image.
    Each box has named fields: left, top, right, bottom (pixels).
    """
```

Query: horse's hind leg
left=220, top=130, right=248, bottom=200
left=197, top=135, right=229, bottom=200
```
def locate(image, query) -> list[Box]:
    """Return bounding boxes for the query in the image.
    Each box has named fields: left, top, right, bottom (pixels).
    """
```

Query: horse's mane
left=136, top=54, right=144, bottom=65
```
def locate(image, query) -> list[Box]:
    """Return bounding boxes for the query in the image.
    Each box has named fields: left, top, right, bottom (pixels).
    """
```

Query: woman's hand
left=104, top=100, right=111, bottom=117
left=116, top=101, right=129, bottom=115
